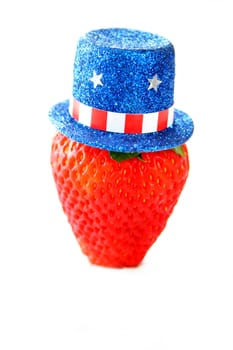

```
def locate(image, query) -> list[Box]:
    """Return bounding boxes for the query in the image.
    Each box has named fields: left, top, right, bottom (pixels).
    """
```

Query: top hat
left=49, top=28, right=194, bottom=152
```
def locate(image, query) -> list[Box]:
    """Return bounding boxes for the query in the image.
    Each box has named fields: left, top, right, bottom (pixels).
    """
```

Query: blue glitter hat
left=49, top=28, right=194, bottom=152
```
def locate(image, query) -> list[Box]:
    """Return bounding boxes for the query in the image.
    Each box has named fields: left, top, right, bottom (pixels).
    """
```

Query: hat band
left=69, top=98, right=174, bottom=134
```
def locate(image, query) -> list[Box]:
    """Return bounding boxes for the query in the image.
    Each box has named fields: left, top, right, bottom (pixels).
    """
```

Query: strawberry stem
left=109, top=145, right=185, bottom=162
left=109, top=151, right=142, bottom=162
left=172, top=145, right=185, bottom=157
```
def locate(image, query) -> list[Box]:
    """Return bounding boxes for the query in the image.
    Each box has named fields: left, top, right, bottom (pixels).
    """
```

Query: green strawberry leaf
left=110, top=145, right=185, bottom=162
left=172, top=145, right=185, bottom=157
left=110, top=151, right=143, bottom=162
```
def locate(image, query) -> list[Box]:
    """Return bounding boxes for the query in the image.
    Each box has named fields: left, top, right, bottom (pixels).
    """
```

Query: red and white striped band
left=69, top=98, right=174, bottom=134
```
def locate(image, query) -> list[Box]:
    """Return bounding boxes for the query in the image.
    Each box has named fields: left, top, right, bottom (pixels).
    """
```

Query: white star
left=89, top=71, right=103, bottom=88
left=147, top=74, right=162, bottom=91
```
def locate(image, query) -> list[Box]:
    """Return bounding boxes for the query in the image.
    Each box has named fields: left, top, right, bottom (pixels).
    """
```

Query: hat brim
left=49, top=100, right=194, bottom=152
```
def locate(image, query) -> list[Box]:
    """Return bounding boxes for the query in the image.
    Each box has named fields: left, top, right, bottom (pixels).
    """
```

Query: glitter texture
left=49, top=28, right=194, bottom=152
left=73, top=28, right=175, bottom=114
left=49, top=100, right=194, bottom=152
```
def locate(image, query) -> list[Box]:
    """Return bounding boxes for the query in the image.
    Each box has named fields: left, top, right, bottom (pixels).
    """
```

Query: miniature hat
left=49, top=28, right=194, bottom=152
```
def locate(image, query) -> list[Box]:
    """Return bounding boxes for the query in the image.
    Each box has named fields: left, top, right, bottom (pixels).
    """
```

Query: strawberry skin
left=51, top=132, right=189, bottom=267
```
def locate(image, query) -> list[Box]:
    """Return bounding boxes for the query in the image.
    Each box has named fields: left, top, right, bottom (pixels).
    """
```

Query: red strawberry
left=51, top=132, right=189, bottom=267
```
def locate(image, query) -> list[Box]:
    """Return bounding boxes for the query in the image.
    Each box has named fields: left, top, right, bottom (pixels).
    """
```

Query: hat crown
left=72, top=28, right=175, bottom=114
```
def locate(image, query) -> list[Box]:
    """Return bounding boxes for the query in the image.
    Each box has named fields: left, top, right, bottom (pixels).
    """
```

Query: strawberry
left=51, top=132, right=189, bottom=268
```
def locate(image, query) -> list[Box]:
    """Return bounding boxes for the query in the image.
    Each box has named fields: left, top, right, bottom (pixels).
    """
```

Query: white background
left=0, top=0, right=233, bottom=349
